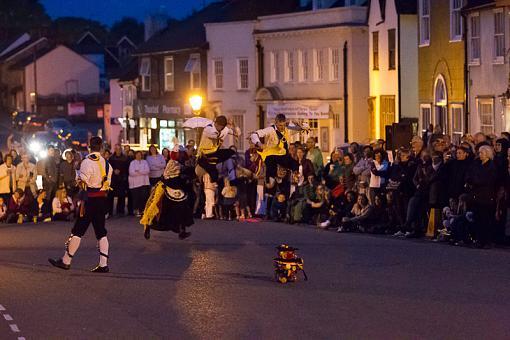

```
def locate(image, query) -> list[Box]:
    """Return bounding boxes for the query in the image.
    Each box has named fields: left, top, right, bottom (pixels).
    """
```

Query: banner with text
left=267, top=103, right=330, bottom=120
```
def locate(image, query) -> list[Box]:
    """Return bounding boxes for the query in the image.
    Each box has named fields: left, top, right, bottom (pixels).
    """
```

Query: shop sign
left=140, top=104, right=181, bottom=116
left=267, top=103, right=330, bottom=119
left=68, top=102, right=85, bottom=115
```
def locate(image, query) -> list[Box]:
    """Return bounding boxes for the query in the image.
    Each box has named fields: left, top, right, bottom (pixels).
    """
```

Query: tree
left=0, top=0, right=51, bottom=40
left=50, top=17, right=108, bottom=45
left=109, top=17, right=144, bottom=45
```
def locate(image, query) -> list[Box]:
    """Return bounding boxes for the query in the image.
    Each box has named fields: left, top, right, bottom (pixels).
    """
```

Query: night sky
left=41, top=0, right=211, bottom=26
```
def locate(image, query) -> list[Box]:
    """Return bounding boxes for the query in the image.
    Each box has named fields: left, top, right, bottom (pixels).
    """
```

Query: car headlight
left=29, top=141, right=42, bottom=153
left=38, top=150, right=48, bottom=159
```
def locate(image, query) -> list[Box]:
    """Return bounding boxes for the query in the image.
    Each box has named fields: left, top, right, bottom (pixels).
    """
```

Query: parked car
left=22, top=114, right=46, bottom=133
left=45, top=118, right=73, bottom=135
left=12, top=111, right=31, bottom=130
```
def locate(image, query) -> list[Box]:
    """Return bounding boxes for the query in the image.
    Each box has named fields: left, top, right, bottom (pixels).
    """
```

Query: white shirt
left=52, top=196, right=74, bottom=215
left=128, top=159, right=150, bottom=189
left=198, top=125, right=229, bottom=155
left=0, top=163, right=17, bottom=194
left=79, top=152, right=113, bottom=190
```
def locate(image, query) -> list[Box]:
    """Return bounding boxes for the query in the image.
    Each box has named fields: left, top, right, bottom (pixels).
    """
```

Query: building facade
left=465, top=0, right=510, bottom=135
left=205, top=20, right=258, bottom=151
left=254, top=6, right=369, bottom=152
left=368, top=0, right=418, bottom=139
left=418, top=0, right=466, bottom=142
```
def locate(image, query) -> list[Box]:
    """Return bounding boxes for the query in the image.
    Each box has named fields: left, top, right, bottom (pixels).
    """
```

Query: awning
left=267, top=102, right=330, bottom=120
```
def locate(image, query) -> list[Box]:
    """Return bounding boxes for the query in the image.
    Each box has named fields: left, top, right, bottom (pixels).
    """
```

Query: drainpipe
left=397, top=15, right=402, bottom=122
left=256, top=40, right=265, bottom=128
left=343, top=41, right=349, bottom=143
left=462, top=11, right=469, bottom=133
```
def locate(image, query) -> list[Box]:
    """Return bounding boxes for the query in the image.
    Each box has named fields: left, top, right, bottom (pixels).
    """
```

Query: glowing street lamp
left=189, top=95, right=203, bottom=115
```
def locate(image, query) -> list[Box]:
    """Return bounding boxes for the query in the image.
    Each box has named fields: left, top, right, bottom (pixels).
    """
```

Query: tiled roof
left=135, top=0, right=302, bottom=55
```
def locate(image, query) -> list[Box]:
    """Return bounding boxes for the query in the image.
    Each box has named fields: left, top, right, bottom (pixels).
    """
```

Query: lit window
left=139, top=58, right=151, bottom=92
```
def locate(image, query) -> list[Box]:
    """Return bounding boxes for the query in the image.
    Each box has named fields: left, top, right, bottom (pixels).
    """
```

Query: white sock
left=62, top=235, right=81, bottom=265
left=98, top=237, right=109, bottom=267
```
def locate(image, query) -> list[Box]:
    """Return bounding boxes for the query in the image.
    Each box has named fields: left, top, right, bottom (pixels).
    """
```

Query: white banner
left=267, top=103, right=330, bottom=119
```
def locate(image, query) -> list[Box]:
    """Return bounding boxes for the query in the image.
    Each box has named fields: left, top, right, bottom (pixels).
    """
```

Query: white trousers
left=204, top=189, right=216, bottom=218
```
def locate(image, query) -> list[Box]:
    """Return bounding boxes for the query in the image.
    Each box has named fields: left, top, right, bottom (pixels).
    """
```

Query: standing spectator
left=10, top=149, right=21, bottom=166
left=306, top=137, right=324, bottom=179
left=162, top=148, right=171, bottom=163
left=446, top=146, right=472, bottom=202
left=59, top=150, right=77, bottom=197
left=128, top=151, right=150, bottom=217
left=296, top=146, right=314, bottom=184
left=0, top=154, right=16, bottom=203
left=43, top=147, right=59, bottom=200
left=221, top=178, right=238, bottom=220
left=146, top=145, right=166, bottom=186
left=341, top=153, right=356, bottom=192
left=7, top=188, right=30, bottom=223
left=108, top=144, right=129, bottom=216
left=52, top=188, right=74, bottom=221
left=426, top=151, right=449, bottom=237
left=353, top=146, right=374, bottom=190
left=369, top=149, right=389, bottom=204
left=126, top=147, right=135, bottom=215
left=410, top=136, right=425, bottom=160
left=203, top=173, right=217, bottom=219
left=16, top=154, right=37, bottom=198
left=104, top=150, right=111, bottom=160
left=323, top=150, right=342, bottom=190
left=349, top=142, right=363, bottom=164
left=466, top=145, right=498, bottom=248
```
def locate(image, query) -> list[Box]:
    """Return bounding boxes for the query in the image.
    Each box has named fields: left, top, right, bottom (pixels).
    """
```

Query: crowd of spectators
left=2, top=125, right=510, bottom=249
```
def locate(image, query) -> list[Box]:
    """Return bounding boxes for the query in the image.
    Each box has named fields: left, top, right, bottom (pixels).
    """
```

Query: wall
left=206, top=20, right=258, bottom=150
left=24, top=45, right=100, bottom=107
left=400, top=15, right=419, bottom=120
left=108, top=78, right=123, bottom=146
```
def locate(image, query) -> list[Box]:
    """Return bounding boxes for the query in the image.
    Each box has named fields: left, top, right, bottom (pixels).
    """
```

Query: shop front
left=134, top=100, right=194, bottom=150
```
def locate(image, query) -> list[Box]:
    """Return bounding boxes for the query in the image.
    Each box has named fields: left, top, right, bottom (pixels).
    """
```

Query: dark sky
left=41, top=0, right=211, bottom=26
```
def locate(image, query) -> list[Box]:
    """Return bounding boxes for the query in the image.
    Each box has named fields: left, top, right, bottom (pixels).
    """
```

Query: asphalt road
left=1, top=217, right=510, bottom=339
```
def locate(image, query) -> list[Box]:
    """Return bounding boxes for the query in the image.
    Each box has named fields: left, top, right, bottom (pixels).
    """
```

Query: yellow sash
left=257, top=128, right=289, bottom=161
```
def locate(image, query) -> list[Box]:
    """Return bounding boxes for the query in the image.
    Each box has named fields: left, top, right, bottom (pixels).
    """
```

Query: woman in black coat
left=465, top=145, right=498, bottom=248
left=446, top=146, right=472, bottom=202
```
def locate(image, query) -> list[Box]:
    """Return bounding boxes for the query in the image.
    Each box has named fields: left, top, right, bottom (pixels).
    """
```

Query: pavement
left=1, top=217, right=510, bottom=339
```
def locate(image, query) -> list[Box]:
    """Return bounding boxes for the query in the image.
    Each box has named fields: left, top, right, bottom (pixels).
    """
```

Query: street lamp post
left=189, top=95, right=203, bottom=115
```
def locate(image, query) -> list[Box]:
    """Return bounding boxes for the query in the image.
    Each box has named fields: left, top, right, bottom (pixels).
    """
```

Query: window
left=494, top=9, right=505, bottom=63
left=388, top=29, right=396, bottom=70
left=420, top=104, right=432, bottom=132
left=380, top=96, right=396, bottom=138
left=314, top=49, right=325, bottom=81
left=469, top=13, right=481, bottom=64
left=284, top=51, right=295, bottom=82
left=450, top=0, right=463, bottom=41
left=333, top=113, right=341, bottom=129
left=419, top=0, right=430, bottom=46
left=298, top=50, right=309, bottom=82
left=213, top=59, right=223, bottom=90
left=478, top=98, right=494, bottom=135
left=140, top=57, right=151, bottom=92
left=185, top=54, right=201, bottom=89
left=451, top=104, right=463, bottom=144
left=237, top=58, right=249, bottom=90
left=164, top=57, right=174, bottom=91
left=270, top=51, right=279, bottom=83
left=330, top=48, right=340, bottom=81
left=372, top=32, right=379, bottom=70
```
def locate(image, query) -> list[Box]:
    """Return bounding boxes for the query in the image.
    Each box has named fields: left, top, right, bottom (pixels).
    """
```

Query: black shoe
left=90, top=265, right=109, bottom=273
left=48, top=258, right=70, bottom=270
left=178, top=231, right=191, bottom=240
left=144, top=226, right=151, bottom=240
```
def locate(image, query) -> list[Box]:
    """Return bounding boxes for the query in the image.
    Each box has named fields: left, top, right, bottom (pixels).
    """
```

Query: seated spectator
left=362, top=195, right=389, bottom=234
left=304, top=184, right=329, bottom=226
left=271, top=192, right=287, bottom=222
left=323, top=150, right=342, bottom=190
left=0, top=197, right=7, bottom=222
left=52, top=188, right=74, bottom=221
left=338, top=194, right=373, bottom=233
left=319, top=190, right=358, bottom=229
left=7, top=188, right=31, bottom=223
left=287, top=172, right=307, bottom=224
left=32, top=189, right=51, bottom=222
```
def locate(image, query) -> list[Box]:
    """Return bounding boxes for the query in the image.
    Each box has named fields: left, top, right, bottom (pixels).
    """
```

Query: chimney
left=144, top=13, right=168, bottom=42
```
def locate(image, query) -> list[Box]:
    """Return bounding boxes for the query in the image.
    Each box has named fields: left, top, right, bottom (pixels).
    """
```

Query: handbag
left=331, top=184, right=345, bottom=198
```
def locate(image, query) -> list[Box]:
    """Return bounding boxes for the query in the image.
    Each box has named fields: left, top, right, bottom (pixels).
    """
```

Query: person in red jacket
left=7, top=188, right=31, bottom=223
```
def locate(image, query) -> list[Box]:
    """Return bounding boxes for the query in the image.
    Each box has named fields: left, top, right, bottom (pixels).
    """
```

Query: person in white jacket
left=129, top=151, right=150, bottom=216
left=52, top=188, right=75, bottom=221
left=0, top=154, right=16, bottom=203
left=16, top=154, right=37, bottom=197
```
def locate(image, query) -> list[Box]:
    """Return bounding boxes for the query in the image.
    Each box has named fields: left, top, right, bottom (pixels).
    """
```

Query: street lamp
left=189, top=95, right=203, bottom=115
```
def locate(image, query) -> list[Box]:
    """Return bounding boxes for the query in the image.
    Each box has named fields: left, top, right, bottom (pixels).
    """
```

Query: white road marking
left=0, top=305, right=5, bottom=311
left=10, top=324, right=20, bottom=332
left=3, top=314, right=13, bottom=321
left=0, top=304, right=24, bottom=336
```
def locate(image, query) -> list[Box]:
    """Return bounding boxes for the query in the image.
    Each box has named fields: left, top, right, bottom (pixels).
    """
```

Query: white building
left=254, top=6, right=369, bottom=151
left=205, top=20, right=258, bottom=151
left=466, top=0, right=510, bottom=135
left=367, top=0, right=418, bottom=139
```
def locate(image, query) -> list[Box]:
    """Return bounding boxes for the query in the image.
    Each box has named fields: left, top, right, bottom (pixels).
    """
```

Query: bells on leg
left=91, top=237, right=109, bottom=273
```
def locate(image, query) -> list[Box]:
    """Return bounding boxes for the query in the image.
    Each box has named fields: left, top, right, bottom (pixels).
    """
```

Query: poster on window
left=267, top=103, right=329, bottom=120
left=320, top=127, right=329, bottom=153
